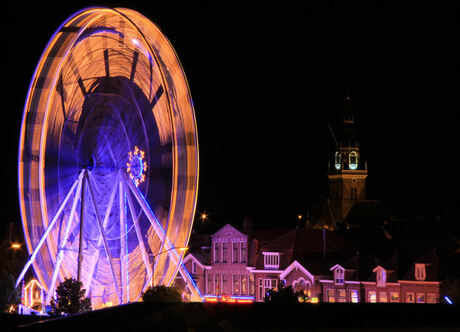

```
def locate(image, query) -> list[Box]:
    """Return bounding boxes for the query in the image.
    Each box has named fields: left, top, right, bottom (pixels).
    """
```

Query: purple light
left=444, top=296, right=453, bottom=305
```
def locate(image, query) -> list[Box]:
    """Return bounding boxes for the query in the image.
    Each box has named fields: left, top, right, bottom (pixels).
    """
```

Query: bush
left=141, top=285, right=182, bottom=303
left=50, top=278, right=91, bottom=315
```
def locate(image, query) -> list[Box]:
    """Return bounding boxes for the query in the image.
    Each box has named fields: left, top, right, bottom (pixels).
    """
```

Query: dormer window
left=376, top=269, right=386, bottom=286
left=349, top=151, right=358, bottom=170
left=263, top=252, right=280, bottom=269
left=415, top=263, right=426, bottom=281
left=334, top=268, right=344, bottom=285
left=335, top=152, right=341, bottom=170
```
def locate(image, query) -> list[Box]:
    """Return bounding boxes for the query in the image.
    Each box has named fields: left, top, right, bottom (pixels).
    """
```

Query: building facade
left=176, top=224, right=440, bottom=304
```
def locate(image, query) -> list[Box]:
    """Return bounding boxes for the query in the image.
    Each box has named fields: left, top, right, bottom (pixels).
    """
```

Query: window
left=215, top=274, right=221, bottom=295
left=337, top=289, right=346, bottom=302
left=349, top=151, right=358, bottom=169
left=222, top=274, right=228, bottom=294
left=241, top=275, right=248, bottom=295
left=368, top=291, right=377, bottom=303
left=415, top=264, right=426, bottom=281
left=350, top=290, right=359, bottom=303
left=207, top=273, right=213, bottom=294
left=376, top=269, right=386, bottom=287
left=263, top=252, right=280, bottom=269
left=334, top=268, right=344, bottom=285
left=335, top=152, right=341, bottom=170
left=222, top=242, right=227, bottom=263
left=416, top=293, right=426, bottom=303
left=232, top=242, right=239, bottom=263
left=326, top=289, right=335, bottom=303
left=427, top=293, right=437, bottom=304
left=240, top=241, right=247, bottom=263
left=214, top=242, right=220, bottom=263
left=232, top=274, right=240, bottom=295
left=263, top=279, right=277, bottom=299
left=390, top=292, right=399, bottom=303
left=249, top=275, right=255, bottom=296
left=258, top=278, right=263, bottom=301
left=379, top=292, right=388, bottom=303
left=406, top=292, right=415, bottom=303
left=191, top=261, right=197, bottom=274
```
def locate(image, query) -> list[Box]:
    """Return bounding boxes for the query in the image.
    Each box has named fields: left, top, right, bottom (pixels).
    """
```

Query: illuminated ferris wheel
left=16, top=7, right=200, bottom=308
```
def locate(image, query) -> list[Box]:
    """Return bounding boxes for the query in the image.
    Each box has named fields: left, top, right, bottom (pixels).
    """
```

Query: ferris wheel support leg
left=122, top=178, right=153, bottom=291
left=85, top=171, right=122, bottom=304
left=15, top=173, right=82, bottom=288
left=119, top=179, right=127, bottom=304
left=45, top=173, right=83, bottom=304
left=122, top=173, right=202, bottom=301
left=83, top=172, right=119, bottom=297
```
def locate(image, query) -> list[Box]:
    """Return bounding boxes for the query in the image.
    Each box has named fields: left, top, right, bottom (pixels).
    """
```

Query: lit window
left=379, top=292, right=388, bottom=303
left=262, top=279, right=277, bottom=300
left=326, top=289, right=335, bottom=303
left=335, top=152, right=341, bottom=170
left=233, top=275, right=239, bottom=295
left=241, top=275, right=248, bottom=295
left=390, top=292, right=399, bottom=303
left=215, top=274, right=221, bottom=295
left=376, top=268, right=386, bottom=287
left=416, top=293, right=426, bottom=303
left=334, top=268, right=344, bottom=285
left=368, top=291, right=377, bottom=303
left=415, top=264, right=426, bottom=281
left=263, top=252, right=280, bottom=269
left=222, top=274, right=228, bottom=294
left=427, top=293, right=437, bottom=304
left=350, top=290, right=359, bottom=303
left=406, top=292, right=415, bottom=303
left=349, top=151, right=358, bottom=169
left=337, top=289, right=346, bottom=302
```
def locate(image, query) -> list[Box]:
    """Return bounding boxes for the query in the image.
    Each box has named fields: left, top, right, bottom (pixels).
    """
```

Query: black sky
left=3, top=0, right=460, bottom=232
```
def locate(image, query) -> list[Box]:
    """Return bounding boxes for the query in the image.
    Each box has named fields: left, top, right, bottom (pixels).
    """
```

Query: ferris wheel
left=16, top=7, right=201, bottom=308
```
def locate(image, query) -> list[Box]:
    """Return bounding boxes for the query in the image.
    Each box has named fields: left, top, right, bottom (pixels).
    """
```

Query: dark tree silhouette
left=50, top=278, right=91, bottom=315
left=141, top=285, right=182, bottom=303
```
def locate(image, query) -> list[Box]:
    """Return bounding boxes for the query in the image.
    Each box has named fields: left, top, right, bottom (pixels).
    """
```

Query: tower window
left=335, top=152, right=341, bottom=170
left=349, top=151, right=358, bottom=170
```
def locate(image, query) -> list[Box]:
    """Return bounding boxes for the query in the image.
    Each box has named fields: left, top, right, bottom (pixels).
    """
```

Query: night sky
left=2, top=0, right=460, bottom=233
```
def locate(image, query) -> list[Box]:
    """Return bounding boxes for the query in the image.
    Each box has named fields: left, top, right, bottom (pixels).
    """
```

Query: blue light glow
left=444, top=296, right=453, bottom=305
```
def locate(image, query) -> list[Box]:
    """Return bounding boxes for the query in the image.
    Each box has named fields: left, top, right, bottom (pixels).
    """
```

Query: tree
left=50, top=278, right=91, bottom=315
left=141, top=285, right=182, bottom=303
left=0, top=272, right=20, bottom=312
left=264, top=281, right=299, bottom=303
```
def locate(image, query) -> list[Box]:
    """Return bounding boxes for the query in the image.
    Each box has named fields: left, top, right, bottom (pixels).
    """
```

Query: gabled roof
left=183, top=252, right=209, bottom=268
left=279, top=260, right=315, bottom=283
left=211, top=223, right=247, bottom=239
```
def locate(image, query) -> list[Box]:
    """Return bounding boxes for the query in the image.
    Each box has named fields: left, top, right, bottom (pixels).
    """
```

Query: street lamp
left=11, top=243, right=22, bottom=249
left=150, top=247, right=188, bottom=287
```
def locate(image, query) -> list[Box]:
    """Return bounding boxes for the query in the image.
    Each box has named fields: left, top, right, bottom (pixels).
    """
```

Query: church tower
left=327, top=88, right=368, bottom=222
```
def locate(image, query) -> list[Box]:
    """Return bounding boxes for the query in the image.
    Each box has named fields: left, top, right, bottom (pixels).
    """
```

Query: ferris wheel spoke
left=45, top=173, right=83, bottom=304
left=85, top=171, right=122, bottom=304
left=121, top=177, right=153, bottom=287
left=15, top=172, right=82, bottom=288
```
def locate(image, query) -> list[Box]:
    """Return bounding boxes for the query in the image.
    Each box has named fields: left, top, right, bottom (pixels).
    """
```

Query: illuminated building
left=176, top=223, right=440, bottom=304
